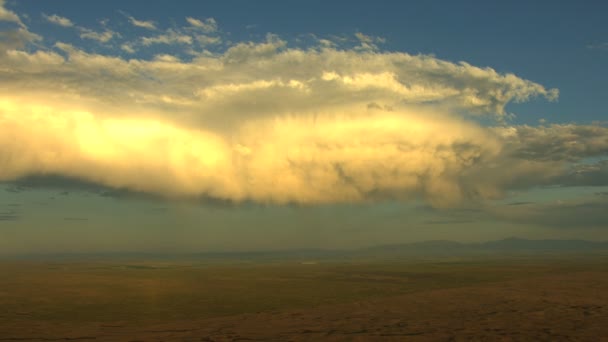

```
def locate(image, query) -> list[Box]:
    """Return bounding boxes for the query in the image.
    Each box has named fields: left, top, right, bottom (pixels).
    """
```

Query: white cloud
left=120, top=43, right=135, bottom=54
left=0, top=2, right=40, bottom=51
left=195, top=34, right=221, bottom=46
left=0, top=27, right=41, bottom=51
left=141, top=29, right=192, bottom=46
left=43, top=13, right=74, bottom=27
left=0, top=0, right=23, bottom=27
left=0, top=97, right=502, bottom=206
left=79, top=28, right=116, bottom=43
left=354, top=32, right=385, bottom=51
left=186, top=17, right=217, bottom=33
left=128, top=15, right=156, bottom=30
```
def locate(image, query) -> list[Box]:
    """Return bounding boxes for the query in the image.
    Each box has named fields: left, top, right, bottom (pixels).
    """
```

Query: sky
left=1, top=0, right=607, bottom=254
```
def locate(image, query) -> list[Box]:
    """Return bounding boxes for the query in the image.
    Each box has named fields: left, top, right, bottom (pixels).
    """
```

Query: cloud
left=43, top=13, right=74, bottom=27
left=0, top=2, right=40, bottom=51
left=0, top=27, right=41, bottom=51
left=354, top=32, right=385, bottom=51
left=120, top=43, right=135, bottom=54
left=79, top=28, right=116, bottom=43
left=6, top=174, right=108, bottom=193
left=39, top=9, right=119, bottom=44
left=127, top=15, right=156, bottom=30
left=186, top=17, right=217, bottom=33
left=0, top=0, right=23, bottom=27
left=0, top=97, right=504, bottom=207
left=556, top=160, right=608, bottom=187
left=141, top=29, right=192, bottom=45
left=4, top=4, right=604, bottom=208
left=498, top=124, right=608, bottom=162
left=195, top=34, right=221, bottom=46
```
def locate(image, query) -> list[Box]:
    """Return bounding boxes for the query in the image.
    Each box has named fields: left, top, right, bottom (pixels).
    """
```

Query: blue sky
left=1, top=0, right=607, bottom=254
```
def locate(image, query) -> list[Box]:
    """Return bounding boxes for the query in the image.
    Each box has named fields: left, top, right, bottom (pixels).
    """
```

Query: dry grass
left=1, top=256, right=607, bottom=341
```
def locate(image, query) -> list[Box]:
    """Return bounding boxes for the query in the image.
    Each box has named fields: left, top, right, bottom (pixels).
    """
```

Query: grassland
left=1, top=256, right=607, bottom=341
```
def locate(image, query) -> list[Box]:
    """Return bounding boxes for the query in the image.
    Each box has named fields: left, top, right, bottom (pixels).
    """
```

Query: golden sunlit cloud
left=0, top=95, right=502, bottom=206
left=3, top=1, right=605, bottom=207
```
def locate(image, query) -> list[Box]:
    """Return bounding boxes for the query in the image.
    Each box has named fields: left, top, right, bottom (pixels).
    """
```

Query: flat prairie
left=1, top=256, right=607, bottom=341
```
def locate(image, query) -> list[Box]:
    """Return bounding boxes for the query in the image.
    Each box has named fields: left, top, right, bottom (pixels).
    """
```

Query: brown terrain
left=0, top=258, right=607, bottom=341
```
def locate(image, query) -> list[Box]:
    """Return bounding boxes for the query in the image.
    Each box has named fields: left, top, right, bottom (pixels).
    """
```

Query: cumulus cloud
left=2, top=1, right=604, bottom=208
left=0, top=96, right=504, bottom=206
left=43, top=13, right=74, bottom=27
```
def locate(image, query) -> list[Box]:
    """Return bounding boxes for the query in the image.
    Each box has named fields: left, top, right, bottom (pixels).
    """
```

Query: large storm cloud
left=1, top=1, right=606, bottom=208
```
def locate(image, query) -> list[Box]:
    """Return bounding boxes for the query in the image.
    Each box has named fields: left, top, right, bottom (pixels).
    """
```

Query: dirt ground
left=1, top=261, right=607, bottom=341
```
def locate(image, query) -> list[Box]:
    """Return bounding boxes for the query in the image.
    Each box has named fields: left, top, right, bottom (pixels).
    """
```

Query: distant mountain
left=366, top=240, right=467, bottom=254
left=4, top=238, right=608, bottom=261
left=480, top=237, right=608, bottom=251
left=365, top=238, right=608, bottom=256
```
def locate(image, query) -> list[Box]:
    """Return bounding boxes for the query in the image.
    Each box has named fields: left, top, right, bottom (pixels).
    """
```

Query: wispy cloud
left=186, top=17, right=217, bottom=33
left=43, top=13, right=74, bottom=27
left=79, top=28, right=117, bottom=43
left=127, top=15, right=156, bottom=30
left=120, top=43, right=136, bottom=53
left=141, top=29, right=192, bottom=45
left=40, top=10, right=118, bottom=44
left=556, top=160, right=608, bottom=187
left=354, top=32, right=385, bottom=51
left=195, top=34, right=221, bottom=46
left=0, top=0, right=23, bottom=27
